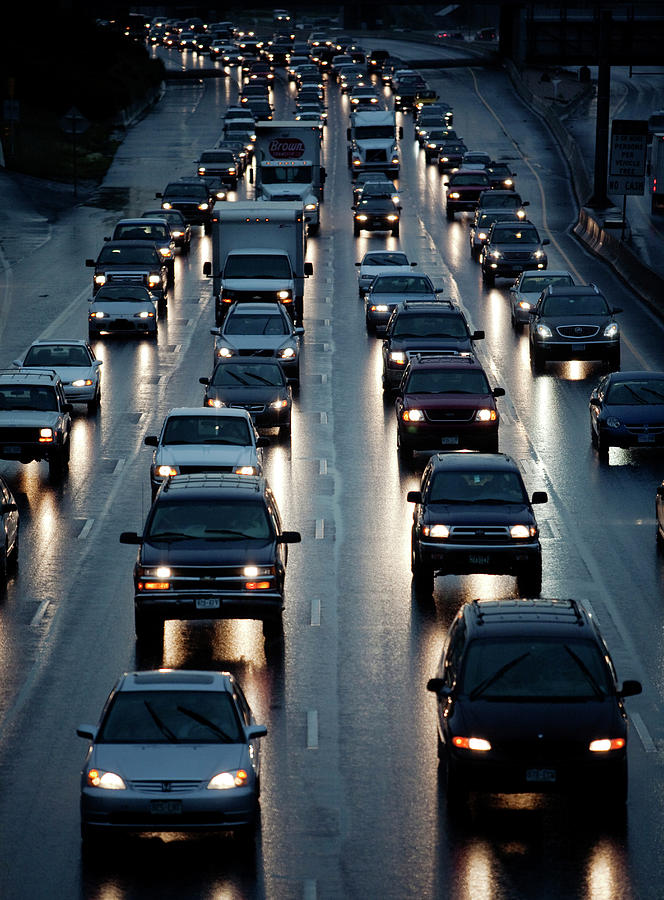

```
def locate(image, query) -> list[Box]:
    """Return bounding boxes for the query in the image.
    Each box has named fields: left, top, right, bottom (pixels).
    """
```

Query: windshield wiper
left=176, top=706, right=235, bottom=742
left=563, top=645, right=605, bottom=698
left=148, top=531, right=190, bottom=541
left=469, top=652, right=531, bottom=699
left=467, top=497, right=514, bottom=504
left=144, top=701, right=178, bottom=742
left=203, top=528, right=256, bottom=538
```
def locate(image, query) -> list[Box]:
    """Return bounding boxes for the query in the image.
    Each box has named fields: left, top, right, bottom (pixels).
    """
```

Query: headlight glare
left=87, top=769, right=126, bottom=790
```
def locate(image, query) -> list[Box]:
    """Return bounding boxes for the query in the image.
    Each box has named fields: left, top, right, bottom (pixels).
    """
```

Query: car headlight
left=449, top=191, right=460, bottom=199
left=207, top=769, right=249, bottom=790
left=532, top=249, right=545, bottom=259
left=427, top=142, right=437, bottom=149
left=518, top=300, right=532, bottom=310
left=589, top=738, right=625, bottom=752
left=217, top=347, right=234, bottom=358
left=156, top=465, right=179, bottom=478
left=161, top=202, right=172, bottom=210
left=305, top=203, right=317, bottom=211
left=198, top=202, right=209, bottom=210
left=159, top=247, right=172, bottom=257
left=423, top=524, right=449, bottom=538
left=475, top=408, right=496, bottom=422
left=87, top=769, right=126, bottom=790
left=148, top=274, right=161, bottom=286
left=72, top=379, right=93, bottom=387
left=172, top=230, right=184, bottom=238
left=198, top=166, right=206, bottom=174
left=216, top=190, right=227, bottom=200
left=503, top=178, right=513, bottom=187
left=39, top=428, right=53, bottom=442
left=489, top=249, right=502, bottom=259
left=478, top=232, right=487, bottom=240
left=278, top=347, right=297, bottom=359
left=137, top=311, right=155, bottom=319
left=606, top=416, right=621, bottom=429
left=386, top=214, right=399, bottom=222
left=402, top=409, right=425, bottom=422
left=516, top=208, right=526, bottom=219
left=355, top=214, right=368, bottom=221
left=370, top=304, right=389, bottom=312
left=536, top=323, right=553, bottom=339
left=91, top=311, right=106, bottom=319
left=206, top=398, right=226, bottom=408
left=277, top=290, right=291, bottom=300
left=352, top=159, right=361, bottom=166
left=94, top=274, right=106, bottom=285
left=234, top=466, right=259, bottom=475
left=510, top=524, right=536, bottom=538
left=441, top=156, right=449, bottom=162
left=452, top=737, right=491, bottom=751
left=604, top=322, right=619, bottom=338
left=389, top=351, right=406, bottom=365
left=270, top=399, right=289, bottom=410
left=391, top=157, right=400, bottom=165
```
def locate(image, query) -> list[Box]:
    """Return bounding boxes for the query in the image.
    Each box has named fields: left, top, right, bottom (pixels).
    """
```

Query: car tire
left=204, top=221, right=212, bottom=235
left=397, top=433, right=413, bottom=463
left=0, top=548, right=7, bottom=585
left=446, top=207, right=454, bottom=221
left=510, top=309, right=520, bottom=330
left=437, top=731, right=445, bottom=761
left=135, top=609, right=163, bottom=644
left=391, top=225, right=400, bottom=237
left=445, top=757, right=468, bottom=812
left=470, top=245, right=478, bottom=262
left=482, top=267, right=495, bottom=287
left=183, top=239, right=191, bottom=255
left=48, top=446, right=69, bottom=480
left=279, top=419, right=292, bottom=440
left=353, top=223, right=361, bottom=237
left=596, top=430, right=610, bottom=460
left=530, top=345, right=545, bottom=373
left=606, top=349, right=621, bottom=371
left=80, top=823, right=104, bottom=848
left=365, top=318, right=376, bottom=335
left=8, top=530, right=18, bottom=574
left=87, top=388, right=101, bottom=415
left=262, top=614, right=283, bottom=640
left=517, top=560, right=542, bottom=597
left=308, top=223, right=319, bottom=236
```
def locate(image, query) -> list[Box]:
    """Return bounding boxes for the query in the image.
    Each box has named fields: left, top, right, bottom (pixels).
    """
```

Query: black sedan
left=589, top=370, right=664, bottom=458
left=200, top=358, right=293, bottom=437
left=352, top=197, right=401, bottom=237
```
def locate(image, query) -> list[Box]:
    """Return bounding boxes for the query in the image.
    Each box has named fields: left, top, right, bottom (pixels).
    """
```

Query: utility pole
left=587, top=9, right=612, bottom=209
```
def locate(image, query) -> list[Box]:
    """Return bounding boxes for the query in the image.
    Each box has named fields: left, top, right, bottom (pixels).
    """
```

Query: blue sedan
left=589, top=370, right=664, bottom=458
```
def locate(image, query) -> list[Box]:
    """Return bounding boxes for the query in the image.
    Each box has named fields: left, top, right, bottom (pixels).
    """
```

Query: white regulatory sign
left=609, top=119, right=647, bottom=196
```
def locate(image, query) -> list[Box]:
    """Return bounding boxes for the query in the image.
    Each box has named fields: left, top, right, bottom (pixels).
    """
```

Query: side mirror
left=293, top=326, right=305, bottom=336
left=612, top=307, right=623, bottom=314
left=85, top=259, right=95, bottom=267
left=355, top=261, right=361, bottom=267
left=531, top=491, right=548, bottom=504
left=410, top=261, right=418, bottom=267
left=11, top=359, right=21, bottom=368
left=210, top=328, right=220, bottom=336
left=256, top=436, right=270, bottom=448
left=1, top=502, right=18, bottom=513
left=589, top=397, right=600, bottom=408
left=76, top=725, right=98, bottom=741
left=245, top=724, right=268, bottom=739
left=472, top=330, right=485, bottom=340
left=199, top=377, right=210, bottom=385
left=278, top=531, right=302, bottom=544
left=351, top=206, right=356, bottom=211
left=93, top=360, right=103, bottom=368
left=144, top=435, right=159, bottom=447
left=407, top=490, right=422, bottom=504
left=304, top=261, right=314, bottom=277
left=119, top=532, right=142, bottom=545
left=492, top=387, right=505, bottom=398
left=427, top=678, right=449, bottom=695
left=103, top=236, right=111, bottom=242
left=657, top=484, right=664, bottom=498
left=619, top=679, right=642, bottom=698
left=542, top=238, right=550, bottom=245
left=523, top=200, right=530, bottom=206
left=347, top=127, right=351, bottom=140
left=63, top=403, right=73, bottom=413
left=321, top=167, right=326, bottom=182
left=155, top=192, right=163, bottom=198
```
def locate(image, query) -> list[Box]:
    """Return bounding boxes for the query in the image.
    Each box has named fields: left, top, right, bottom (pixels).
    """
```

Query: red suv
left=395, top=354, right=505, bottom=462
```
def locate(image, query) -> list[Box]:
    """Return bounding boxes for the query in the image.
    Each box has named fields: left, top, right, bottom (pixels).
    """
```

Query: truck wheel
left=135, top=609, right=163, bottom=644
left=87, top=388, right=101, bottom=415
left=517, top=561, right=542, bottom=597
left=446, top=207, right=454, bottom=221
left=204, top=221, right=212, bottom=235
left=308, top=223, right=319, bottom=236
left=391, top=224, right=400, bottom=237
left=530, top=345, right=545, bottom=373
left=49, top=447, right=68, bottom=479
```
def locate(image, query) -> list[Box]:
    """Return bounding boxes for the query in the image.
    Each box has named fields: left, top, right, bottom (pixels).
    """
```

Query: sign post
left=59, top=106, right=89, bottom=197
left=608, top=119, right=648, bottom=239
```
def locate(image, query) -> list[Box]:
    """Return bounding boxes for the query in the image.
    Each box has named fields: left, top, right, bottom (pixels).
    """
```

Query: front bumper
left=485, top=259, right=547, bottom=277
left=90, top=317, right=157, bottom=336
left=135, top=588, right=284, bottom=621
left=419, top=539, right=541, bottom=575
left=398, top=421, right=498, bottom=452
left=354, top=216, right=399, bottom=231
left=533, top=339, right=619, bottom=362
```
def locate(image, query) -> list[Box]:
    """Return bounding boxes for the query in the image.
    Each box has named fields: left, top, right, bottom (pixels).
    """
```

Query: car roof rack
left=0, top=367, right=59, bottom=380
left=401, top=298, right=455, bottom=310
left=163, top=472, right=263, bottom=492
left=409, top=351, right=476, bottom=364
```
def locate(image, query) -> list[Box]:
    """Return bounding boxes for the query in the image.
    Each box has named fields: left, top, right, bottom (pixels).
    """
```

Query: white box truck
left=253, top=121, right=326, bottom=234
left=347, top=110, right=403, bottom=178
left=203, top=201, right=312, bottom=325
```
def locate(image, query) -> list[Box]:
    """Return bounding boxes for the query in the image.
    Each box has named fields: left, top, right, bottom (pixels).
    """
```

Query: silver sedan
left=13, top=339, right=102, bottom=413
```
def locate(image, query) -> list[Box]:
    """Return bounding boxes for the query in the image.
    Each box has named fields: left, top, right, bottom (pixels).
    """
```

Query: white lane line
left=319, top=412, right=328, bottom=424
left=174, top=344, right=182, bottom=353
left=319, top=458, right=327, bottom=475
left=310, top=597, right=321, bottom=627
left=324, top=296, right=331, bottom=303
left=113, top=458, right=126, bottom=476
left=631, top=712, right=657, bottom=753
left=303, top=880, right=317, bottom=900
left=315, top=519, right=325, bottom=540
left=306, top=710, right=319, bottom=749
left=77, top=518, right=95, bottom=541
left=30, top=600, right=50, bottom=628
left=322, top=342, right=330, bottom=352
left=548, top=519, right=561, bottom=540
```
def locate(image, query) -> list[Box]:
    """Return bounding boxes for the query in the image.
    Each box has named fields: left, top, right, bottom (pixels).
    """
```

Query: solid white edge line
left=631, top=712, right=657, bottom=753
left=310, top=597, right=321, bottom=627
left=319, top=458, right=327, bottom=476
left=303, top=880, right=317, bottom=900
left=306, top=710, right=319, bottom=749
left=113, top=458, right=126, bottom=476
left=319, top=412, right=328, bottom=424
left=77, top=518, right=95, bottom=541
left=315, top=519, right=324, bottom=540
left=30, top=600, right=50, bottom=627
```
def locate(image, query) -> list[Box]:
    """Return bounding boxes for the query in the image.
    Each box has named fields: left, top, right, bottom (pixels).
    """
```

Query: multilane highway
left=0, top=36, right=663, bottom=899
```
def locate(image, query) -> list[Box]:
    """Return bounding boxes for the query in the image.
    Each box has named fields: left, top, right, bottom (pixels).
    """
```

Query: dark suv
left=481, top=220, right=549, bottom=286
left=382, top=301, right=484, bottom=392
left=120, top=473, right=301, bottom=642
left=427, top=598, right=642, bottom=809
left=395, top=355, right=504, bottom=461
left=156, top=179, right=215, bottom=232
left=407, top=452, right=547, bottom=596
left=529, top=283, right=622, bottom=371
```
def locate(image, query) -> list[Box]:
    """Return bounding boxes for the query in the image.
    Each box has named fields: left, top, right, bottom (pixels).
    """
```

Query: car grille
left=107, top=273, right=146, bottom=285
left=104, top=319, right=142, bottom=330
left=0, top=427, right=41, bottom=442
left=177, top=465, right=235, bottom=474
left=447, top=525, right=511, bottom=543
left=129, top=780, right=203, bottom=793
left=624, top=423, right=664, bottom=435
left=556, top=324, right=600, bottom=338
left=366, top=149, right=387, bottom=162
left=425, top=408, right=476, bottom=422
left=454, top=189, right=483, bottom=200
left=502, top=251, right=532, bottom=261
left=230, top=403, right=266, bottom=413
left=493, top=738, right=587, bottom=760
left=237, top=348, right=276, bottom=357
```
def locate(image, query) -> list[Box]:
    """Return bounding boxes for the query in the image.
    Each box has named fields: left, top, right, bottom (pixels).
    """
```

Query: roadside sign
left=608, top=119, right=647, bottom=195
left=60, top=106, right=89, bottom=136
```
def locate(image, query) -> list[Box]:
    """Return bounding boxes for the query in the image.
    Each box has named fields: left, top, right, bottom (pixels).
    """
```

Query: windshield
left=392, top=315, right=465, bottom=339
left=200, top=152, right=234, bottom=164
left=406, top=369, right=490, bottom=394
left=460, top=638, right=613, bottom=700
left=482, top=194, right=521, bottom=209
left=23, top=345, right=91, bottom=367
left=225, top=313, right=288, bottom=335
left=162, top=415, right=251, bottom=446
left=429, top=469, right=527, bottom=504
left=115, top=224, right=168, bottom=241
left=261, top=165, right=313, bottom=185
left=212, top=363, right=285, bottom=387
left=164, top=184, right=207, bottom=198
left=98, top=246, right=158, bottom=265
left=492, top=226, right=539, bottom=244
left=363, top=252, right=408, bottom=267
left=0, top=386, right=58, bottom=411
left=354, top=126, right=395, bottom=139
left=605, top=379, right=664, bottom=405
left=373, top=276, right=431, bottom=294
left=451, top=174, right=490, bottom=186
left=147, top=498, right=273, bottom=541
left=541, top=295, right=610, bottom=316
left=98, top=690, right=244, bottom=744
left=224, top=255, right=292, bottom=279
left=520, top=274, right=573, bottom=293
left=95, top=286, right=152, bottom=302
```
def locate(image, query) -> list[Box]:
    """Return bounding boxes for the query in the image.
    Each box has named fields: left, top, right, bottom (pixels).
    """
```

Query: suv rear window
left=0, top=386, right=59, bottom=410
left=406, top=369, right=489, bottom=394
left=392, top=314, right=466, bottom=338
left=429, top=469, right=526, bottom=504
left=148, top=498, right=273, bottom=541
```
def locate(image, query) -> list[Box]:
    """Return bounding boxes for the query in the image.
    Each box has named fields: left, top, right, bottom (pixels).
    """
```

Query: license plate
left=526, top=768, right=556, bottom=783
left=441, top=436, right=459, bottom=445
left=2, top=446, right=21, bottom=455
left=638, top=434, right=655, bottom=443
left=196, top=597, right=220, bottom=610
left=469, top=554, right=490, bottom=565
left=572, top=344, right=585, bottom=351
left=150, top=800, right=182, bottom=815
